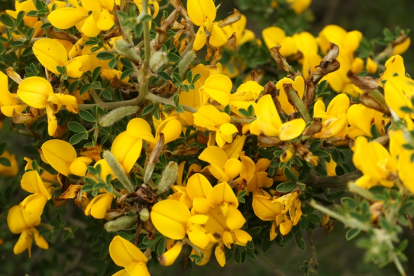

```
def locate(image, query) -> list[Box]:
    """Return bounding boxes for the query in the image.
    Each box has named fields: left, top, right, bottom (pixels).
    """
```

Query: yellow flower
left=235, top=153, right=273, bottom=192
left=48, top=0, right=115, bottom=37
left=111, top=131, right=143, bottom=174
left=221, top=15, right=255, bottom=47
left=275, top=76, right=305, bottom=116
left=199, top=146, right=242, bottom=182
left=41, top=139, right=92, bottom=176
left=318, top=25, right=362, bottom=92
left=326, top=155, right=337, bottom=176
left=381, top=55, right=405, bottom=82
left=384, top=75, right=414, bottom=118
left=17, top=77, right=78, bottom=136
left=0, top=150, right=19, bottom=177
left=158, top=241, right=184, bottom=266
left=6, top=1, right=38, bottom=28
left=188, top=0, right=227, bottom=50
left=351, top=57, right=364, bottom=74
left=287, top=0, right=312, bottom=14
left=366, top=57, right=378, bottom=74
left=347, top=104, right=389, bottom=140
left=313, top=94, right=349, bottom=138
left=250, top=95, right=306, bottom=140
left=393, top=37, right=411, bottom=55
left=109, top=236, right=150, bottom=276
left=0, top=71, right=27, bottom=117
left=20, top=170, right=52, bottom=217
left=85, top=192, right=114, bottom=219
left=7, top=205, right=48, bottom=257
left=353, top=136, right=396, bottom=189
left=33, top=38, right=91, bottom=78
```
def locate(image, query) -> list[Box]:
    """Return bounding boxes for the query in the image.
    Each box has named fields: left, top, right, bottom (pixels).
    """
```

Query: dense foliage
left=0, top=0, right=413, bottom=275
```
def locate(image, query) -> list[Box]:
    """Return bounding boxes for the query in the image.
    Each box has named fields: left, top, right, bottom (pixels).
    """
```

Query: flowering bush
left=0, top=0, right=413, bottom=275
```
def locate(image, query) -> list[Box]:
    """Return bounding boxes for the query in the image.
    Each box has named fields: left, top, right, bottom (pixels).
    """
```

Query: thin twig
left=255, top=245, right=287, bottom=276
left=307, top=229, right=319, bottom=274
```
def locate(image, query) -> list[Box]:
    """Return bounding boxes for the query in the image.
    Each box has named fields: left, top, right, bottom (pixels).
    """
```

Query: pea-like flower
left=32, top=38, right=91, bottom=78
left=109, top=235, right=150, bottom=276
left=84, top=192, right=114, bottom=219
left=0, top=71, right=27, bottom=117
left=20, top=170, right=52, bottom=217
left=41, top=139, right=92, bottom=176
left=17, top=77, right=78, bottom=136
left=0, top=150, right=19, bottom=177
left=188, top=0, right=228, bottom=50
left=347, top=104, right=389, bottom=140
left=7, top=205, right=48, bottom=257
left=199, top=146, right=242, bottom=182
left=48, top=0, right=115, bottom=37
left=384, top=75, right=414, bottom=118
left=313, top=94, right=350, bottom=139
left=250, top=95, right=306, bottom=140
left=353, top=136, right=397, bottom=189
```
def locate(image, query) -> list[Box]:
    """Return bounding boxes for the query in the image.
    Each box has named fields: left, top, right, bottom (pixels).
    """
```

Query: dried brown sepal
left=48, top=27, right=79, bottom=42
left=110, top=75, right=133, bottom=89
left=392, top=29, right=409, bottom=48
left=103, top=27, right=123, bottom=41
left=170, top=0, right=188, bottom=19
left=302, top=118, right=322, bottom=136
left=144, top=134, right=165, bottom=184
left=347, top=70, right=379, bottom=91
left=179, top=39, right=188, bottom=54
left=270, top=46, right=295, bottom=74
left=264, top=81, right=277, bottom=97
left=53, top=195, right=70, bottom=208
left=313, top=43, right=340, bottom=84
left=12, top=109, right=35, bottom=124
left=272, top=94, right=287, bottom=121
left=6, top=67, right=23, bottom=84
left=57, top=173, right=69, bottom=193
left=104, top=207, right=131, bottom=221
left=75, top=190, right=89, bottom=210
left=293, top=142, right=319, bottom=166
left=152, top=80, right=177, bottom=96
left=151, top=7, right=182, bottom=51
left=325, top=218, right=335, bottom=236
left=304, top=69, right=316, bottom=110
left=165, top=146, right=199, bottom=158
left=372, top=135, right=390, bottom=147
left=80, top=145, right=103, bottom=162
left=359, top=89, right=391, bottom=115
left=325, top=137, right=351, bottom=146
left=217, top=9, right=242, bottom=28
left=60, top=184, right=82, bottom=199
left=257, top=135, right=284, bottom=147
left=223, top=32, right=237, bottom=48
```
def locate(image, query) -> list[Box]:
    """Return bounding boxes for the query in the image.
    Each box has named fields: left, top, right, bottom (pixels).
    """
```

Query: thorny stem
left=255, top=245, right=287, bottom=276
left=306, top=230, right=318, bottom=273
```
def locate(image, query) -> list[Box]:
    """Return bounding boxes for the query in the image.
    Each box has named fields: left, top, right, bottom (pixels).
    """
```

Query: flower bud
left=156, top=162, right=178, bottom=195
left=104, top=216, right=137, bottom=232
left=99, top=106, right=139, bottom=127
left=139, top=208, right=150, bottom=221
left=150, top=51, right=168, bottom=72
left=114, top=39, right=139, bottom=63
left=178, top=50, right=196, bottom=75
left=103, top=151, right=134, bottom=192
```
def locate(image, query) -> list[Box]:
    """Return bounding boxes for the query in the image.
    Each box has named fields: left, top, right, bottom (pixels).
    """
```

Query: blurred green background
left=1, top=0, right=414, bottom=275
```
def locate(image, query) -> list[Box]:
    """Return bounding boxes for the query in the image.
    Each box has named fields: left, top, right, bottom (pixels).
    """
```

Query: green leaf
left=68, top=121, right=87, bottom=133
left=80, top=83, right=92, bottom=95
left=40, top=22, right=52, bottom=29
left=276, top=181, right=297, bottom=193
left=0, top=14, right=15, bottom=28
left=247, top=226, right=262, bottom=236
left=92, top=66, right=102, bottom=82
left=158, top=71, right=171, bottom=81
left=94, top=183, right=107, bottom=190
left=0, top=143, right=6, bottom=155
left=309, top=141, right=322, bottom=152
left=108, top=58, right=118, bottom=70
left=81, top=184, right=94, bottom=192
left=69, top=133, right=87, bottom=145
left=0, top=157, right=11, bottom=167
left=157, top=237, right=166, bottom=256
left=247, top=105, right=254, bottom=116
left=87, top=166, right=98, bottom=175
left=313, top=149, right=330, bottom=158
left=68, top=80, right=80, bottom=94
left=79, top=110, right=96, bottom=122
left=345, top=229, right=360, bottom=240
left=283, top=167, right=298, bottom=181
left=400, top=106, right=413, bottom=113
left=300, top=217, right=308, bottom=230
left=167, top=52, right=180, bottom=63
left=370, top=124, right=381, bottom=138
left=294, top=231, right=306, bottom=251
left=307, top=214, right=321, bottom=224
left=238, top=108, right=250, bottom=117
left=102, top=90, right=112, bottom=100
left=121, top=69, right=134, bottom=80
left=172, top=72, right=182, bottom=83
left=92, top=81, right=102, bottom=90
left=142, top=105, right=154, bottom=115
left=224, top=105, right=231, bottom=115
left=327, top=190, right=344, bottom=200
left=96, top=52, right=116, bottom=60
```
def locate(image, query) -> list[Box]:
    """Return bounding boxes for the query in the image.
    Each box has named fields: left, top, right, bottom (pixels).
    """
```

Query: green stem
left=285, top=85, right=311, bottom=123
left=137, top=0, right=152, bottom=103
